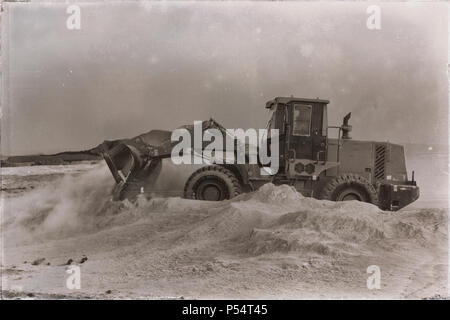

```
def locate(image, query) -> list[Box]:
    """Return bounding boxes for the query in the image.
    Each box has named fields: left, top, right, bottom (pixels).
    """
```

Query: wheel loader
left=100, top=97, right=419, bottom=211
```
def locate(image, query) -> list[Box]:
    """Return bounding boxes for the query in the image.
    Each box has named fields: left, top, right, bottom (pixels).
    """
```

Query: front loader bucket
left=110, top=157, right=162, bottom=201
left=100, top=119, right=230, bottom=201
left=102, top=142, right=161, bottom=200
left=102, top=143, right=144, bottom=183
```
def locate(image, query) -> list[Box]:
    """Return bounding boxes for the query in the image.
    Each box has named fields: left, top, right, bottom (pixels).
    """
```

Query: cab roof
left=265, top=97, right=330, bottom=109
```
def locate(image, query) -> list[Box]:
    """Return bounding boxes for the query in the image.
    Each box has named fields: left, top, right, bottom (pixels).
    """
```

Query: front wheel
left=184, top=165, right=242, bottom=201
left=320, top=173, right=379, bottom=206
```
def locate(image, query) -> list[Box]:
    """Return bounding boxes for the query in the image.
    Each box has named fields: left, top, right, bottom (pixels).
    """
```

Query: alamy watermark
left=66, top=5, right=81, bottom=30
left=170, top=121, right=280, bottom=176
left=366, top=265, right=381, bottom=290
left=66, top=265, right=81, bottom=290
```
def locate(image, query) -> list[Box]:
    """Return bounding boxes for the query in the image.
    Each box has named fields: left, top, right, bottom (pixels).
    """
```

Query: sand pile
left=2, top=163, right=447, bottom=299
left=3, top=163, right=446, bottom=260
left=164, top=183, right=445, bottom=258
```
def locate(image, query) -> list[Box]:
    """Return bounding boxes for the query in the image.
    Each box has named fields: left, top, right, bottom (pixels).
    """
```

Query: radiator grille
left=374, top=144, right=386, bottom=180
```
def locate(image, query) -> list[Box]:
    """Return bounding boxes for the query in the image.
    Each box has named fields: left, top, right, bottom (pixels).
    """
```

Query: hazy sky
left=1, top=1, right=448, bottom=155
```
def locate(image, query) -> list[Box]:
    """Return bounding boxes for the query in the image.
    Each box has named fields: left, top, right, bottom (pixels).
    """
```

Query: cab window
left=266, top=105, right=277, bottom=132
left=322, top=105, right=328, bottom=136
left=293, top=104, right=312, bottom=136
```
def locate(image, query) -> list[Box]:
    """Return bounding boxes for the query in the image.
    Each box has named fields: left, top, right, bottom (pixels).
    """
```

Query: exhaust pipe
left=341, top=112, right=352, bottom=139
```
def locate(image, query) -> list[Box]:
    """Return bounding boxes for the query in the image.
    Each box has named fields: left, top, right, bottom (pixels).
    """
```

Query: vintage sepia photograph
left=0, top=0, right=448, bottom=305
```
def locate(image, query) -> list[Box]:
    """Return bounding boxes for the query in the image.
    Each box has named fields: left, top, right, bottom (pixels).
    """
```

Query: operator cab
left=265, top=97, right=330, bottom=165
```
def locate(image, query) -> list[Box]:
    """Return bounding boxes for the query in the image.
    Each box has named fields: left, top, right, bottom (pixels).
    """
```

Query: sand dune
left=1, top=162, right=447, bottom=299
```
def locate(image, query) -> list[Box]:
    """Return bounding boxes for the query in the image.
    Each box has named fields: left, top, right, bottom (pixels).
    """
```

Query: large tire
left=320, top=173, right=379, bottom=206
left=184, top=165, right=242, bottom=201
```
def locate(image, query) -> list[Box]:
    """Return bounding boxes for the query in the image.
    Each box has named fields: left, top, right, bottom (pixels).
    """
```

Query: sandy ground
left=1, top=161, right=448, bottom=299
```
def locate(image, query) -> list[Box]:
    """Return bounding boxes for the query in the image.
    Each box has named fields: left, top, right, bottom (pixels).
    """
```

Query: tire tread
left=184, top=165, right=242, bottom=199
left=320, top=173, right=379, bottom=206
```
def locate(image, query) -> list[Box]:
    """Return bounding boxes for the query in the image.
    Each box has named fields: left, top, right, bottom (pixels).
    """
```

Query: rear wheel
left=184, top=165, right=242, bottom=201
left=320, top=173, right=379, bottom=206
